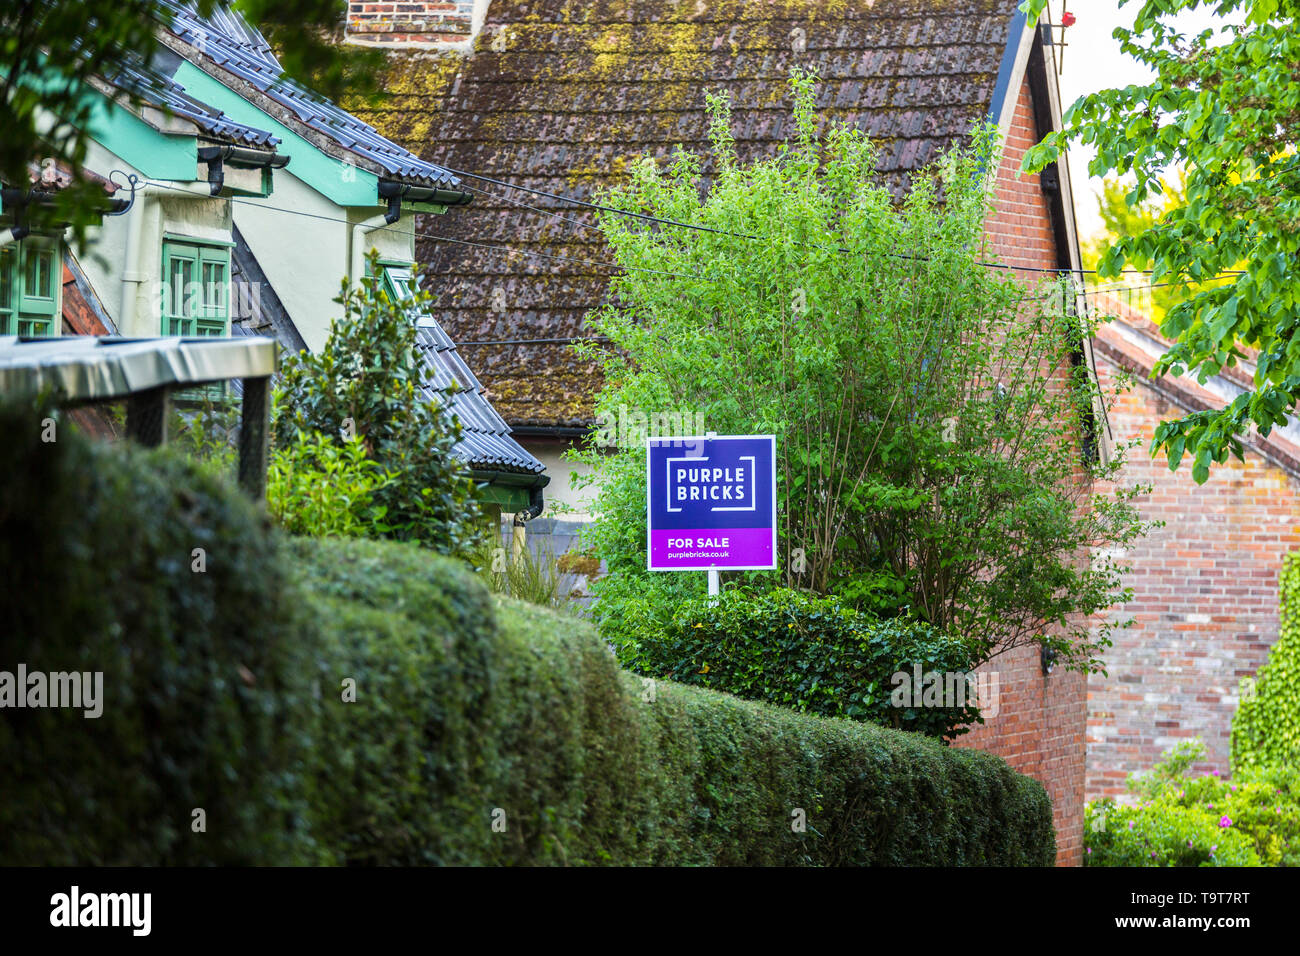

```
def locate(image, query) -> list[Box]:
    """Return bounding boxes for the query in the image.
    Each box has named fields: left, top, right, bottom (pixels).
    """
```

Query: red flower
left=1062, top=11, right=1077, bottom=27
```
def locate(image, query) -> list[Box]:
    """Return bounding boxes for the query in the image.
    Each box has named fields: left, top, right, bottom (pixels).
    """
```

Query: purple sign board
left=646, top=434, right=777, bottom=571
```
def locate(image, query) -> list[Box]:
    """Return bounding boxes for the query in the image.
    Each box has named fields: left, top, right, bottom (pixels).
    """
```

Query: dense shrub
left=1087, top=739, right=1300, bottom=867
left=1232, top=551, right=1300, bottom=770
left=0, top=407, right=1054, bottom=865
left=274, top=251, right=480, bottom=554
left=1084, top=800, right=1260, bottom=867
left=1159, top=765, right=1300, bottom=867
left=294, top=540, right=1053, bottom=865
left=572, top=72, right=1149, bottom=674
left=0, top=399, right=314, bottom=865
left=267, top=431, right=395, bottom=538
left=617, top=588, right=982, bottom=741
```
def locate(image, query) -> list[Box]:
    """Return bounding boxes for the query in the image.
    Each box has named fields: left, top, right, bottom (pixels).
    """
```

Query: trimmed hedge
left=615, top=587, right=982, bottom=741
left=0, top=402, right=1055, bottom=865
left=1232, top=551, right=1300, bottom=770
left=294, top=536, right=1054, bottom=866
left=0, top=401, right=314, bottom=865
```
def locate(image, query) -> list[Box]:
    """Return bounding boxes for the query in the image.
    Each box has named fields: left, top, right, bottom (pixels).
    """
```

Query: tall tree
left=1022, top=0, right=1299, bottom=483
left=573, top=71, right=1151, bottom=673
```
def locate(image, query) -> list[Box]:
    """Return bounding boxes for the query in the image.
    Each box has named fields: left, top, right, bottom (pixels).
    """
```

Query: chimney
left=345, top=1, right=491, bottom=51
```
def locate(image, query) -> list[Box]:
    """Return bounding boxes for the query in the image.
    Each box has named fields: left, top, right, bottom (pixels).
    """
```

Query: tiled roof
left=353, top=0, right=1025, bottom=427
left=110, top=54, right=281, bottom=147
left=155, top=1, right=463, bottom=190
left=414, top=321, right=545, bottom=475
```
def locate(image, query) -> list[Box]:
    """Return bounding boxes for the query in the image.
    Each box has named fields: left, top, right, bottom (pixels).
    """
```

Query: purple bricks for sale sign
left=646, top=434, right=777, bottom=571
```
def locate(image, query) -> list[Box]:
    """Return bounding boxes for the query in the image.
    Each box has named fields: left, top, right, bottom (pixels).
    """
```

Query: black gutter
left=377, top=179, right=474, bottom=225
left=197, top=145, right=290, bottom=196
left=1, top=188, right=132, bottom=239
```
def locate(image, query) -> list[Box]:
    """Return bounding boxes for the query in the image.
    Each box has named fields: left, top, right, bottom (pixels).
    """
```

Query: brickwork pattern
left=1087, top=348, right=1300, bottom=799
left=347, top=1, right=476, bottom=43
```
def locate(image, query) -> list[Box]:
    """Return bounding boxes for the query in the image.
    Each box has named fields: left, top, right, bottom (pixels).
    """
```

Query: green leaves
left=1232, top=552, right=1300, bottom=772
left=1022, top=0, right=1300, bottom=477
left=619, top=587, right=982, bottom=741
left=577, top=73, right=1148, bottom=672
left=266, top=431, right=395, bottom=538
left=274, top=251, right=481, bottom=554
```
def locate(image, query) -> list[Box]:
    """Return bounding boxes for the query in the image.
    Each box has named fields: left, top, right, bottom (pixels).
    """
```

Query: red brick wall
left=951, top=76, right=1088, bottom=868
left=984, top=78, right=1058, bottom=272
left=1087, top=354, right=1300, bottom=798
left=346, top=1, right=475, bottom=43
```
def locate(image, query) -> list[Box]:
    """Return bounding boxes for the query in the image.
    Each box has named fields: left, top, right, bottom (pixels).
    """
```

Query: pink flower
left=1128, top=820, right=1135, bottom=829
left=1219, top=816, right=1233, bottom=828
left=1062, top=11, right=1077, bottom=27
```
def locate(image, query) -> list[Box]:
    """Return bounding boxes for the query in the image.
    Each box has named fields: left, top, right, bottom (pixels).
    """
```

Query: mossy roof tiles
left=356, top=0, right=1024, bottom=428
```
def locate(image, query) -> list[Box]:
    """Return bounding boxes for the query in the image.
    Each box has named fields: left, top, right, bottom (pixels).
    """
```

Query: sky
left=1052, top=0, right=1231, bottom=239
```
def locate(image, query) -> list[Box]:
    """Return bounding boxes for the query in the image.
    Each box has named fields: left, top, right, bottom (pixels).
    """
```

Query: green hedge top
left=615, top=587, right=982, bottom=741
left=298, top=538, right=1054, bottom=866
left=0, top=401, right=313, bottom=865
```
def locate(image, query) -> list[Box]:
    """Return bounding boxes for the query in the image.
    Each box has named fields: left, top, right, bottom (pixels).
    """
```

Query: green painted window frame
left=161, top=240, right=230, bottom=337
left=380, top=263, right=416, bottom=303
left=0, top=238, right=61, bottom=337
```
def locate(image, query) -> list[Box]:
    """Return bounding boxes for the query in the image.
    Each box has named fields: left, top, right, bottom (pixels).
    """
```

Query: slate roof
left=155, top=1, right=463, bottom=190
left=110, top=53, right=281, bottom=148
left=353, top=0, right=1027, bottom=428
left=415, top=322, right=545, bottom=475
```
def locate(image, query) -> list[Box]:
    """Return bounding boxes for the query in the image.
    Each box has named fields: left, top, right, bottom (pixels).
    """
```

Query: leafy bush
left=572, top=70, right=1151, bottom=673
left=275, top=250, right=481, bottom=555
left=267, top=431, right=394, bottom=538
left=1088, top=739, right=1300, bottom=867
left=1085, top=800, right=1260, bottom=867
left=617, top=588, right=981, bottom=740
left=1232, top=551, right=1300, bottom=770
left=293, top=539, right=1055, bottom=866
left=1127, top=738, right=1210, bottom=802
left=0, top=399, right=314, bottom=865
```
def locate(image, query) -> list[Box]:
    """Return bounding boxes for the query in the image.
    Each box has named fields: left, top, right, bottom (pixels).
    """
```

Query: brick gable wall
left=951, top=76, right=1088, bottom=868
left=1088, top=347, right=1300, bottom=798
